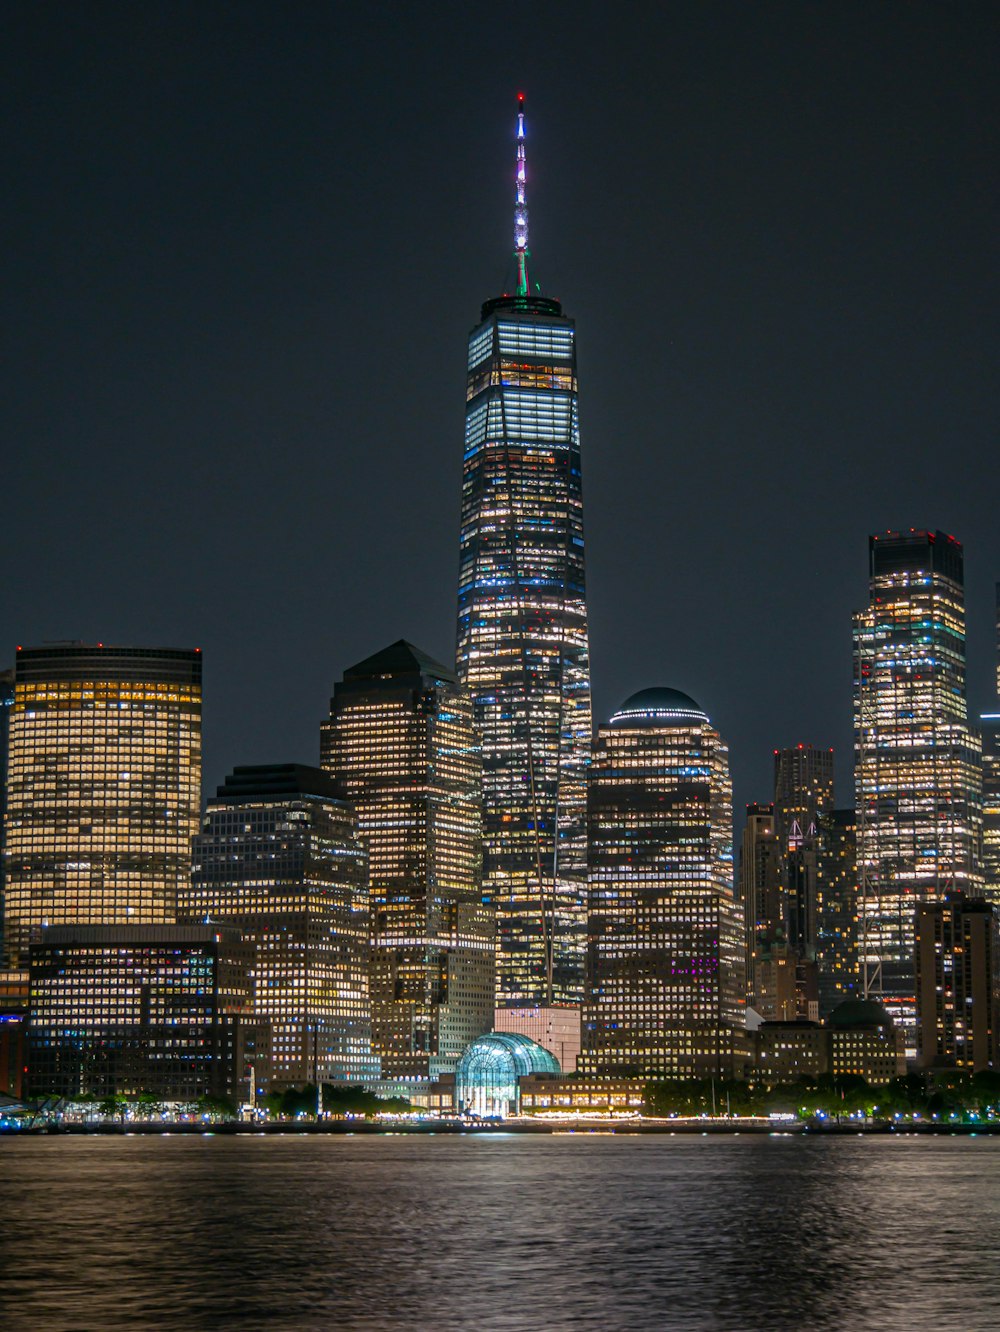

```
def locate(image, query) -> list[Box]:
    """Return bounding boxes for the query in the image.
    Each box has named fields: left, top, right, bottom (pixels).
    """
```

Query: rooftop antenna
left=514, top=92, right=529, bottom=296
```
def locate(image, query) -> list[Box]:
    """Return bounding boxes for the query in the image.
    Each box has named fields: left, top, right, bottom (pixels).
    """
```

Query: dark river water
left=1, top=1133, right=998, bottom=1330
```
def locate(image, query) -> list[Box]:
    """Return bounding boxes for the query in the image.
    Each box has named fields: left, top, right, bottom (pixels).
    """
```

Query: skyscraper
left=455, top=94, right=592, bottom=1008
left=979, top=713, right=1000, bottom=906
left=3, top=645, right=202, bottom=968
left=321, top=641, right=493, bottom=1081
left=0, top=669, right=14, bottom=967
left=581, top=689, right=744, bottom=1080
left=179, top=764, right=376, bottom=1087
left=854, top=531, right=983, bottom=1054
left=815, top=808, right=860, bottom=1015
left=915, top=892, right=999, bottom=1073
left=739, top=801, right=780, bottom=1005
left=981, top=584, right=1000, bottom=905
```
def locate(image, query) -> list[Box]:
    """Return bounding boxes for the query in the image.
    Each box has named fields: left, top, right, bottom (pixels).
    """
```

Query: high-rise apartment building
left=321, top=641, right=493, bottom=1081
left=3, top=645, right=202, bottom=968
left=915, top=892, right=999, bottom=1072
left=581, top=689, right=745, bottom=1080
left=854, top=531, right=982, bottom=1054
left=455, top=96, right=591, bottom=1007
left=178, top=764, right=376, bottom=1086
left=741, top=747, right=833, bottom=1022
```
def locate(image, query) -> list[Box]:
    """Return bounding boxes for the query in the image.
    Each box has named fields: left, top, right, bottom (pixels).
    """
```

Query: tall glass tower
left=456, top=96, right=592, bottom=1007
left=854, top=530, right=982, bottom=1055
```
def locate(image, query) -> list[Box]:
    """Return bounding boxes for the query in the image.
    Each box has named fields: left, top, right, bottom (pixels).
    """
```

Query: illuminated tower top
left=514, top=92, right=529, bottom=296
left=481, top=92, right=562, bottom=322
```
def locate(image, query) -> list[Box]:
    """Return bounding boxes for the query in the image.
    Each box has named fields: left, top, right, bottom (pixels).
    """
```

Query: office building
left=827, top=999, right=906, bottom=1083
left=982, top=714, right=1000, bottom=906
left=455, top=95, right=592, bottom=1007
left=0, top=669, right=13, bottom=966
left=772, top=744, right=834, bottom=960
left=179, top=764, right=376, bottom=1087
left=3, top=645, right=202, bottom=968
left=739, top=801, right=780, bottom=1005
left=982, top=585, right=1000, bottom=904
left=815, top=808, right=859, bottom=1014
left=751, top=1002, right=905, bottom=1089
left=321, top=641, right=494, bottom=1081
left=915, top=892, right=999, bottom=1072
left=582, top=688, right=745, bottom=1080
left=28, top=923, right=266, bottom=1102
left=854, top=531, right=982, bottom=1054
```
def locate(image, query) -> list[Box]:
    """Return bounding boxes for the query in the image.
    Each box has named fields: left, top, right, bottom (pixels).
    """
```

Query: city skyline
left=2, top=5, right=997, bottom=823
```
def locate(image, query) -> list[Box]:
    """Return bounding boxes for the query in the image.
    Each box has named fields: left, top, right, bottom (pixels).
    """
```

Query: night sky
left=4, top=3, right=998, bottom=818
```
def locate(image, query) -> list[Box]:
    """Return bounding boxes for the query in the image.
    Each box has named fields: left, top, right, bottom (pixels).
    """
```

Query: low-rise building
left=28, top=924, right=270, bottom=1103
left=827, top=999, right=905, bottom=1083
left=753, top=1020, right=827, bottom=1086
left=519, top=1076, right=645, bottom=1116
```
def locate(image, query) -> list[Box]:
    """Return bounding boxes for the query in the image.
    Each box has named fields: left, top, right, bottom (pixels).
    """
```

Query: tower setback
left=455, top=95, right=592, bottom=1007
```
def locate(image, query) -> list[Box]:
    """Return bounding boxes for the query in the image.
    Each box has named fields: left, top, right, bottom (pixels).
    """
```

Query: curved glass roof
left=609, top=687, right=708, bottom=729
left=457, top=1031, right=561, bottom=1079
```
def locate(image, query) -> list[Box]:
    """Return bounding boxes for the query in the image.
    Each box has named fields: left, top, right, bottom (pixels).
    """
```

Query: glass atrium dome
left=456, top=1032, right=561, bottom=1118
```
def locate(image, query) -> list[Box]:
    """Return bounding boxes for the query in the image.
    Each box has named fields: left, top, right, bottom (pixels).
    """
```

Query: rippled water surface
left=1, top=1133, right=999, bottom=1330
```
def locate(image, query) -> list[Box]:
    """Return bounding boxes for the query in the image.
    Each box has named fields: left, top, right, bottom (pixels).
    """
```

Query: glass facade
left=321, top=642, right=494, bottom=1081
left=854, top=531, right=983, bottom=1054
left=3, top=645, right=202, bottom=968
left=0, top=668, right=13, bottom=967
left=28, top=923, right=263, bottom=1102
left=581, top=689, right=745, bottom=1080
left=457, top=301, right=591, bottom=1008
left=982, top=715, right=1000, bottom=907
left=455, top=1030, right=560, bottom=1118
left=456, top=102, right=591, bottom=1009
left=179, top=764, right=376, bottom=1087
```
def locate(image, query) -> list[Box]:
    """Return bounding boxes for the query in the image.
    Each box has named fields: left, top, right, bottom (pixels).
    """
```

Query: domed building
left=580, top=688, right=746, bottom=1081
left=456, top=1032, right=561, bottom=1118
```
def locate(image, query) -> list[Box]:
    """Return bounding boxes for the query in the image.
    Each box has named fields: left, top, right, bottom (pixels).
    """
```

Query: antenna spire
left=514, top=92, right=529, bottom=296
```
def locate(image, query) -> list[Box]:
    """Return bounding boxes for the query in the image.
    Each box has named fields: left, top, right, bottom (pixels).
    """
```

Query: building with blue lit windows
left=581, top=689, right=745, bottom=1080
left=28, top=923, right=265, bottom=1102
left=456, top=96, right=591, bottom=1011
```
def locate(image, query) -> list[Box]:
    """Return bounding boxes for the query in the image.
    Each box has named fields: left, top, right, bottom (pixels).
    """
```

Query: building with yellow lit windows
left=854, top=531, right=983, bottom=1056
left=581, top=689, right=745, bottom=1080
left=321, top=641, right=494, bottom=1082
left=2, top=645, right=202, bottom=968
left=178, top=764, right=377, bottom=1087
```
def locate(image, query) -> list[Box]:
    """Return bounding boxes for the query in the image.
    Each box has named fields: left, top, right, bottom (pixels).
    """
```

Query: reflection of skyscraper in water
left=456, top=96, right=591, bottom=1008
